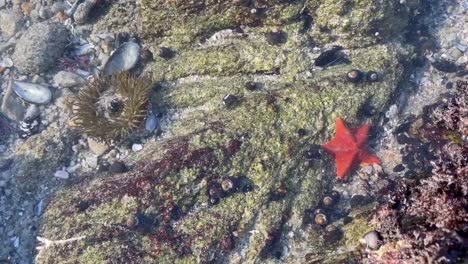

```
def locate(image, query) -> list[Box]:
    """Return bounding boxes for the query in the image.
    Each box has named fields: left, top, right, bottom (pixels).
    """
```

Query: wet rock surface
left=0, top=0, right=466, bottom=263
left=39, top=1, right=415, bottom=263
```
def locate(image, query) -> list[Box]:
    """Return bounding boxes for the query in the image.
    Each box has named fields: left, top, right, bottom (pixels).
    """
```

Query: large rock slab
left=38, top=1, right=420, bottom=263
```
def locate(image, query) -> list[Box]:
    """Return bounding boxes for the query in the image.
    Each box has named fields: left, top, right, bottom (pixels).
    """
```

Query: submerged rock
left=12, top=21, right=68, bottom=74
left=37, top=1, right=420, bottom=263
left=53, top=71, right=86, bottom=88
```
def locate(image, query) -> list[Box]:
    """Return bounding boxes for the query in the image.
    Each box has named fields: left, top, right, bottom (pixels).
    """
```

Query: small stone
left=54, top=169, right=69, bottom=179
left=73, top=0, right=95, bottom=24
left=87, top=138, right=109, bottom=156
left=392, top=164, right=405, bottom=172
left=109, top=161, right=127, bottom=173
left=53, top=71, right=86, bottom=88
left=13, top=21, right=68, bottom=74
left=0, top=10, right=24, bottom=37
left=446, top=81, right=453, bottom=89
left=132, top=144, right=143, bottom=152
left=448, top=47, right=463, bottom=61
left=85, top=155, right=98, bottom=168
left=38, top=6, right=52, bottom=20
left=145, top=113, right=158, bottom=133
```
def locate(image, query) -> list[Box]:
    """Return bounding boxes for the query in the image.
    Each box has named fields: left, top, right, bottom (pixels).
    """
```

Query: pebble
left=87, top=138, right=109, bottom=156
left=54, top=169, right=69, bottom=179
left=85, top=155, right=98, bottom=168
left=74, top=0, right=95, bottom=24
left=109, top=161, right=127, bottom=173
left=132, top=144, right=143, bottom=152
left=12, top=21, right=68, bottom=74
left=53, top=71, right=86, bottom=88
left=38, top=6, right=51, bottom=20
left=448, top=47, right=463, bottom=61
left=145, top=113, right=158, bottom=132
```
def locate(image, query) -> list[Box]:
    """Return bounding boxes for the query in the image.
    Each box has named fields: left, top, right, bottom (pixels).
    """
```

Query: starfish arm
left=322, top=118, right=356, bottom=153
left=335, top=118, right=356, bottom=143
left=355, top=124, right=370, bottom=147
left=335, top=150, right=358, bottom=179
left=358, top=150, right=381, bottom=165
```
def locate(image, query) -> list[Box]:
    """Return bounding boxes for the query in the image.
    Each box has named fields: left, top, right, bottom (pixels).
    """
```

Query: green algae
left=37, top=0, right=420, bottom=263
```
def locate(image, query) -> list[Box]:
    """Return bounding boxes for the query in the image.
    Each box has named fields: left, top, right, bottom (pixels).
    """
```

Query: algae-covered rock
left=13, top=128, right=73, bottom=193
left=38, top=1, right=419, bottom=263
left=307, top=0, right=421, bottom=48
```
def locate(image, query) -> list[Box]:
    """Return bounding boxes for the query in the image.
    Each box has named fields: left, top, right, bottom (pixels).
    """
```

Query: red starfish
left=321, top=117, right=380, bottom=180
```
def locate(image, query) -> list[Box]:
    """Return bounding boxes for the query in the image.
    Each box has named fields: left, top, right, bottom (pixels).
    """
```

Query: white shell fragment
left=36, top=199, right=44, bottom=216
left=103, top=41, right=140, bottom=76
left=132, top=144, right=143, bottom=152
left=11, top=81, right=52, bottom=105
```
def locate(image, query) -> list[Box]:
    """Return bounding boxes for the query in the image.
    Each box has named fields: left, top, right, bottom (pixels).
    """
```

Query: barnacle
left=72, top=72, right=151, bottom=143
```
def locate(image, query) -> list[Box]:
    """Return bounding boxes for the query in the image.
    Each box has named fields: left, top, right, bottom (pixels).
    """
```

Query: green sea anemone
left=72, top=72, right=151, bottom=143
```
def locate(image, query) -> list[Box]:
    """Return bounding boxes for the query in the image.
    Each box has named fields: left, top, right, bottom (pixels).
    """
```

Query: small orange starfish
left=321, top=117, right=380, bottom=180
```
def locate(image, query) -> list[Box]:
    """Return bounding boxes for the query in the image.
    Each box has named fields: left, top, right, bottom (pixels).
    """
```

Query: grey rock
left=85, top=155, right=98, bottom=168
left=0, top=0, right=6, bottom=9
left=1, top=81, right=26, bottom=122
left=38, top=6, right=51, bottom=20
left=51, top=1, right=68, bottom=13
left=12, top=21, right=68, bottom=74
left=0, top=10, right=23, bottom=37
left=53, top=71, right=86, bottom=88
left=73, top=0, right=95, bottom=24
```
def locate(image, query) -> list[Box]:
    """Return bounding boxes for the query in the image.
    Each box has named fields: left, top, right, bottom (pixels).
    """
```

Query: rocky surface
left=12, top=21, right=68, bottom=74
left=0, top=0, right=466, bottom=263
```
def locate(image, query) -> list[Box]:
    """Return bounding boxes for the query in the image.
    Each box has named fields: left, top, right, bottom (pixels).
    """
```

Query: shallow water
left=0, top=0, right=467, bottom=263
